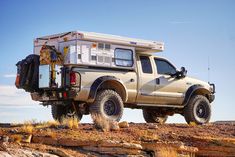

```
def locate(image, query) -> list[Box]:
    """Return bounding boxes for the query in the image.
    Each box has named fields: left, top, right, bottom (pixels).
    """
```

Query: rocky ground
left=0, top=121, right=235, bottom=157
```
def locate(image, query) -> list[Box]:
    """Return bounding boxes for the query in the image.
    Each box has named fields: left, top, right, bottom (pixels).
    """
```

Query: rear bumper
left=31, top=89, right=77, bottom=102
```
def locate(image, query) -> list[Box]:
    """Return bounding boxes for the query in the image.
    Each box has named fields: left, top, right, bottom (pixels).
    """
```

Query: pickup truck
left=15, top=31, right=215, bottom=124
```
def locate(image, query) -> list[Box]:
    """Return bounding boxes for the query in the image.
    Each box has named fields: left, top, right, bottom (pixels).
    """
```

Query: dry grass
left=21, top=124, right=34, bottom=134
left=35, top=121, right=60, bottom=129
left=47, top=120, right=60, bottom=128
left=157, top=147, right=177, bottom=157
left=46, top=129, right=57, bottom=139
left=61, top=117, right=80, bottom=129
left=20, top=120, right=37, bottom=134
left=189, top=122, right=197, bottom=126
left=11, top=134, right=22, bottom=143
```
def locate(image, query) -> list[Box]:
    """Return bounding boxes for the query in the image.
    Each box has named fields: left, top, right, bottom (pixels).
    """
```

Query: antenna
left=208, top=56, right=210, bottom=83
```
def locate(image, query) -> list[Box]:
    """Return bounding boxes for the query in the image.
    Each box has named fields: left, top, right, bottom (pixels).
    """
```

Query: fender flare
left=88, top=76, right=127, bottom=102
left=183, top=84, right=212, bottom=106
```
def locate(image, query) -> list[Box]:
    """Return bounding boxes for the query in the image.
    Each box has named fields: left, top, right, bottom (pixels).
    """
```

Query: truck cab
left=15, top=31, right=215, bottom=125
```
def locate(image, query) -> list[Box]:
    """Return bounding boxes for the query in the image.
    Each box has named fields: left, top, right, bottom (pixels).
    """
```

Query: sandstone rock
left=82, top=146, right=142, bottom=155
left=0, top=151, right=12, bottom=157
left=49, top=149, right=72, bottom=157
left=122, top=142, right=142, bottom=150
left=110, top=121, right=120, bottom=131
left=32, top=136, right=58, bottom=145
left=9, top=129, right=18, bottom=134
left=119, top=121, right=129, bottom=128
left=0, top=148, right=59, bottom=157
left=99, top=140, right=142, bottom=149
left=22, top=134, right=32, bottom=143
left=2, top=136, right=9, bottom=143
left=148, top=124, right=158, bottom=129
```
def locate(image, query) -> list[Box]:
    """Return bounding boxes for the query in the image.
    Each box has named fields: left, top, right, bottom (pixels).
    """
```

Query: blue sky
left=0, top=0, right=234, bottom=123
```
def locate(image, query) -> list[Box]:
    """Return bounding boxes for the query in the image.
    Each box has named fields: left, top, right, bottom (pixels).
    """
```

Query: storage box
left=39, top=65, right=62, bottom=88
left=39, top=65, right=50, bottom=88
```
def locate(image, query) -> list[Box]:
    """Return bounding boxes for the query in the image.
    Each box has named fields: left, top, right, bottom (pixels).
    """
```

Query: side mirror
left=180, top=67, right=187, bottom=77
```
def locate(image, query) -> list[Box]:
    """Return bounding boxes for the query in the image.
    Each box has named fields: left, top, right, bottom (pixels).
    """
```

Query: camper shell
left=34, top=31, right=164, bottom=69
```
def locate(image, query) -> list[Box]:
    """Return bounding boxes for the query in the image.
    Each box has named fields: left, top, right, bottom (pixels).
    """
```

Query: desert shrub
left=61, top=116, right=79, bottom=129
left=21, top=124, right=34, bottom=134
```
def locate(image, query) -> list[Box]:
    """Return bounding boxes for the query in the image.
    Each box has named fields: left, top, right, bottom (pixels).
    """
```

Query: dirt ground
left=0, top=122, right=235, bottom=157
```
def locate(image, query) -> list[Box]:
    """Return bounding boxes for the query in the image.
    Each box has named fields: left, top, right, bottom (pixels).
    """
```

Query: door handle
left=130, top=78, right=135, bottom=82
left=156, top=78, right=160, bottom=84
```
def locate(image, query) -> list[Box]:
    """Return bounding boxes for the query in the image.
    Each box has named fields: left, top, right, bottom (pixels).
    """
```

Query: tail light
left=15, top=74, right=20, bottom=88
left=70, top=72, right=76, bottom=85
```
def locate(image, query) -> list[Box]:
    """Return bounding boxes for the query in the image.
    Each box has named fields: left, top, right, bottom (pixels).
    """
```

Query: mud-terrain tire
left=51, top=105, right=83, bottom=122
left=90, top=90, right=123, bottom=122
left=184, top=95, right=211, bottom=125
left=143, top=109, right=168, bottom=124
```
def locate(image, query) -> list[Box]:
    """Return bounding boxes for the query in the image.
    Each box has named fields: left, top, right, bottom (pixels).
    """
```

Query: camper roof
left=36, top=30, right=164, bottom=53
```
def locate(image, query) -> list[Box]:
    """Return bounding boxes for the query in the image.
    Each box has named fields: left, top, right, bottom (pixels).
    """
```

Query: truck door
left=154, top=57, right=186, bottom=105
left=136, top=55, right=156, bottom=103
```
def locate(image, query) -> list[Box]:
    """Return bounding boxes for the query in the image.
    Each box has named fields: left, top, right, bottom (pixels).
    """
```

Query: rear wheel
left=51, top=103, right=83, bottom=122
left=89, top=90, right=123, bottom=122
left=184, top=95, right=211, bottom=124
left=143, top=109, right=168, bottom=124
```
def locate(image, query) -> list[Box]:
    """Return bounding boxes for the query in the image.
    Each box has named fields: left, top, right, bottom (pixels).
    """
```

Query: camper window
left=98, top=43, right=104, bottom=49
left=98, top=43, right=111, bottom=51
left=114, top=48, right=133, bottom=67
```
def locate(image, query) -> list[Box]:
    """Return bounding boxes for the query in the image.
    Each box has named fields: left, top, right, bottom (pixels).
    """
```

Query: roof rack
left=36, top=30, right=164, bottom=53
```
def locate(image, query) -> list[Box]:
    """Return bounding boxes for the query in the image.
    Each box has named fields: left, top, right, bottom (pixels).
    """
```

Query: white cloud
left=0, top=111, right=19, bottom=117
left=3, top=74, right=16, bottom=78
left=0, top=85, right=38, bottom=106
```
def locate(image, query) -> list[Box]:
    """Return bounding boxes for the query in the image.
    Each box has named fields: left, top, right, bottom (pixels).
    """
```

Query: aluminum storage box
left=39, top=65, right=62, bottom=88
left=39, top=65, right=50, bottom=88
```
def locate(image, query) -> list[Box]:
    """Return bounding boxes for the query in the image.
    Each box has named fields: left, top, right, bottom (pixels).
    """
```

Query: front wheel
left=143, top=109, right=168, bottom=124
left=184, top=95, right=211, bottom=125
left=89, top=90, right=124, bottom=122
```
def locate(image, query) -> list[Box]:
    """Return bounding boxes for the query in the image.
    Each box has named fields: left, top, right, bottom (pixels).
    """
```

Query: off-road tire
left=143, top=109, right=168, bottom=124
left=184, top=95, right=211, bottom=125
left=90, top=90, right=124, bottom=122
left=51, top=105, right=83, bottom=122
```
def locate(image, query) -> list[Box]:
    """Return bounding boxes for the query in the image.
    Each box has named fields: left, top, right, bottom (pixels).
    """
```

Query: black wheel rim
left=104, top=100, right=117, bottom=116
left=196, top=102, right=207, bottom=118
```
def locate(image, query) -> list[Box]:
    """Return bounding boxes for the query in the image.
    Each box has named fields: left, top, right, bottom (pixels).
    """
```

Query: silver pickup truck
left=15, top=31, right=215, bottom=124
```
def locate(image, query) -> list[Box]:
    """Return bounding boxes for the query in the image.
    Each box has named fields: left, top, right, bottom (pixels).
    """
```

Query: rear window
left=140, top=56, right=152, bottom=74
left=114, top=48, right=133, bottom=67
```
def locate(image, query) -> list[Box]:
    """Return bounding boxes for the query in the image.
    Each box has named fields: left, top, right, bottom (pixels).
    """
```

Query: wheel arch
left=88, top=76, right=127, bottom=102
left=183, top=84, right=212, bottom=106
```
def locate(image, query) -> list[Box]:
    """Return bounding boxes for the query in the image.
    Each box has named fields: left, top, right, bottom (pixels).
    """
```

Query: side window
left=155, top=58, right=176, bottom=75
left=114, top=48, right=133, bottom=67
left=140, top=56, right=153, bottom=74
left=98, top=43, right=111, bottom=51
